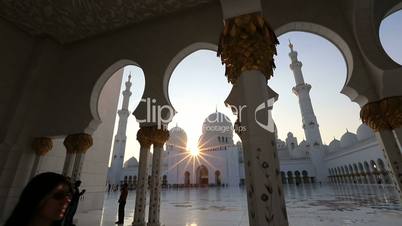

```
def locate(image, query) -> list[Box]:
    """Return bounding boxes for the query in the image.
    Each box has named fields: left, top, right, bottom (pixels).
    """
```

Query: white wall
left=78, top=69, right=123, bottom=212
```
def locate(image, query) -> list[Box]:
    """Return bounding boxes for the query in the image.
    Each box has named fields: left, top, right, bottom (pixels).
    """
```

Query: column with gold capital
left=71, top=133, right=93, bottom=181
left=62, top=133, right=93, bottom=181
left=148, top=128, right=169, bottom=226
left=219, top=13, right=289, bottom=226
left=30, top=137, right=53, bottom=178
left=360, top=96, right=402, bottom=197
left=133, top=127, right=153, bottom=226
left=63, top=135, right=77, bottom=177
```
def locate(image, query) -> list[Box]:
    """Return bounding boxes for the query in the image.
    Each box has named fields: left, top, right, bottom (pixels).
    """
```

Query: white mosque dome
left=167, top=126, right=187, bottom=147
left=202, top=112, right=233, bottom=134
left=123, top=157, right=138, bottom=168
left=328, top=138, right=340, bottom=152
left=356, top=124, right=374, bottom=141
left=340, top=131, right=358, bottom=148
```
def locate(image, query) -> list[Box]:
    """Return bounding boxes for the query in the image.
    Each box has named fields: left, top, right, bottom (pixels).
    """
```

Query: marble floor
left=77, top=184, right=402, bottom=226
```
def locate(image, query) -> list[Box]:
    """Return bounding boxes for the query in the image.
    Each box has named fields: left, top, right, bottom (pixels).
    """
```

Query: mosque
left=107, top=43, right=393, bottom=189
left=1, top=1, right=401, bottom=225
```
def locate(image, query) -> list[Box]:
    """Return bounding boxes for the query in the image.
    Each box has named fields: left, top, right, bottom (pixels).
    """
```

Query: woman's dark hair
left=4, top=172, right=72, bottom=226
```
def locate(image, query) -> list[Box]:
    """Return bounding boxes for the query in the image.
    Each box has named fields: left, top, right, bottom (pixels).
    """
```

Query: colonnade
left=328, top=159, right=394, bottom=185
left=132, top=126, right=169, bottom=226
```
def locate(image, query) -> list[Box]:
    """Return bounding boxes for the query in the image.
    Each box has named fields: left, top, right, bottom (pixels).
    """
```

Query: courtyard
left=77, top=184, right=402, bottom=226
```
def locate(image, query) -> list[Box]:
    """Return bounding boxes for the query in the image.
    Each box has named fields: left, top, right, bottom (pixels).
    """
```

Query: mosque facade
left=108, top=44, right=393, bottom=189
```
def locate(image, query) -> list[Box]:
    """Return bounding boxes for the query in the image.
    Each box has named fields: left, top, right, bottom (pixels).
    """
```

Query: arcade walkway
left=76, top=184, right=402, bottom=226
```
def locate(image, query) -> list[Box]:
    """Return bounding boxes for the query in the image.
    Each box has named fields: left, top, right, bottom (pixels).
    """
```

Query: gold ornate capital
left=137, top=127, right=154, bottom=148
left=217, top=12, right=279, bottom=84
left=137, top=126, right=170, bottom=148
left=360, top=96, right=402, bottom=131
left=63, top=133, right=93, bottom=154
left=32, top=137, right=53, bottom=156
left=152, top=129, right=170, bottom=148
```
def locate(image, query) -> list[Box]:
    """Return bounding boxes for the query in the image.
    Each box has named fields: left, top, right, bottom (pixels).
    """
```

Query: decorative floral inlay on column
left=217, top=12, right=279, bottom=84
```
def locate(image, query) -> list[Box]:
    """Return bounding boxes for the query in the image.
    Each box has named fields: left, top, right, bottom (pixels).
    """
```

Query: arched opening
left=133, top=176, right=138, bottom=189
left=197, top=166, right=209, bottom=186
left=358, top=162, right=366, bottom=184
left=364, top=161, right=373, bottom=184
left=353, top=164, right=360, bottom=184
left=270, top=31, right=361, bottom=148
left=162, top=175, right=168, bottom=188
left=287, top=171, right=293, bottom=184
left=333, top=168, right=339, bottom=183
left=379, top=9, right=402, bottom=65
left=215, top=170, right=221, bottom=186
left=166, top=47, right=239, bottom=154
left=339, top=167, right=344, bottom=183
left=89, top=61, right=145, bottom=195
left=106, top=65, right=145, bottom=167
left=302, top=170, right=309, bottom=183
left=344, top=166, right=350, bottom=183
left=328, top=169, right=333, bottom=183
left=184, top=171, right=191, bottom=186
left=294, top=171, right=302, bottom=185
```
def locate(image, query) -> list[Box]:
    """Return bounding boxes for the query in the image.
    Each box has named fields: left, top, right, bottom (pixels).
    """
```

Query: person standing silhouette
left=116, top=183, right=128, bottom=224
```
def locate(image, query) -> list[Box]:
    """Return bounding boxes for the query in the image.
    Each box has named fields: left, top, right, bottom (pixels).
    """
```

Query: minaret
left=108, top=74, right=132, bottom=186
left=289, top=41, right=323, bottom=146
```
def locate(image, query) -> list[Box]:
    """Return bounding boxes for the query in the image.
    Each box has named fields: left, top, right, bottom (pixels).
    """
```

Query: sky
left=109, top=10, right=402, bottom=164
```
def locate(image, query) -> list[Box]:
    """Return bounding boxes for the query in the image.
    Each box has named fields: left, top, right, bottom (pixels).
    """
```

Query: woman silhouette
left=5, top=172, right=72, bottom=226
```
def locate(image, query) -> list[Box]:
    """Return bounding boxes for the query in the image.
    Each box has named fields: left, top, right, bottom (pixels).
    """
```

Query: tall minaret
left=289, top=41, right=323, bottom=146
left=108, top=74, right=132, bottom=186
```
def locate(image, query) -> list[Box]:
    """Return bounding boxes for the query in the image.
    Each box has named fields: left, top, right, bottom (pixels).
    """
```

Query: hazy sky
left=109, top=10, right=402, bottom=163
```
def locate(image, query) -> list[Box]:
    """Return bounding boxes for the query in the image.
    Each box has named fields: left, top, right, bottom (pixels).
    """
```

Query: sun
left=189, top=148, right=199, bottom=157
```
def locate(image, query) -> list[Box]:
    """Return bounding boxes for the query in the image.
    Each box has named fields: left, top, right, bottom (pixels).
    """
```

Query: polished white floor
left=77, top=184, right=402, bottom=226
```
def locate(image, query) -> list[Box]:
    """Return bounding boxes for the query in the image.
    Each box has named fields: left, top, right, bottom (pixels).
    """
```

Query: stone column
left=63, top=134, right=93, bottom=181
left=63, top=136, right=77, bottom=177
left=219, top=13, right=288, bottom=226
left=361, top=96, right=402, bottom=197
left=148, top=128, right=169, bottom=226
left=133, top=127, right=153, bottom=226
left=71, top=134, right=93, bottom=181
left=393, top=128, right=402, bottom=150
left=30, top=137, right=53, bottom=178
